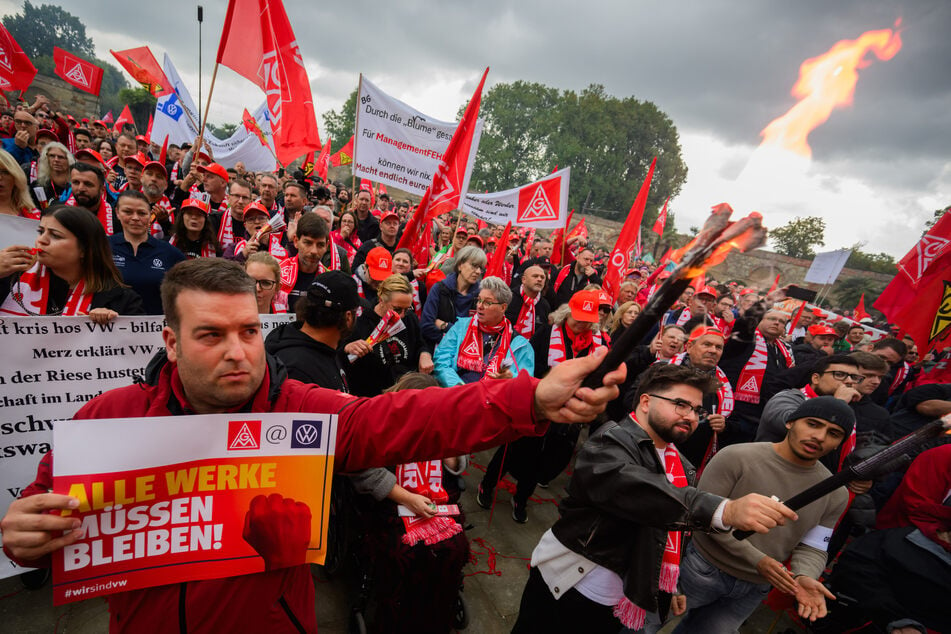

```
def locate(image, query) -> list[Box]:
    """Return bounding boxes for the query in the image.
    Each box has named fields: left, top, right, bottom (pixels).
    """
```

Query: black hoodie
left=263, top=321, right=349, bottom=392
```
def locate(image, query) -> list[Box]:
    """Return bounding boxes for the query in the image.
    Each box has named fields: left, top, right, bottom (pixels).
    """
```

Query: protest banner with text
left=52, top=411, right=336, bottom=604
left=353, top=76, right=483, bottom=196
left=0, top=315, right=293, bottom=580
left=462, top=168, right=570, bottom=228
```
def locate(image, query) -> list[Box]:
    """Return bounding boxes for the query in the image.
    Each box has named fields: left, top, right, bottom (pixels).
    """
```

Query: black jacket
left=552, top=418, right=724, bottom=614
left=343, top=309, right=427, bottom=397
left=263, top=321, right=348, bottom=391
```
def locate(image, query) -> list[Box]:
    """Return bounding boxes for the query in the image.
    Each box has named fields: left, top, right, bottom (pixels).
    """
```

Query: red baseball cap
left=454, top=227, right=468, bottom=236
left=380, top=210, right=399, bottom=223
left=195, top=151, right=213, bottom=164
left=124, top=152, right=148, bottom=169
left=36, top=128, right=58, bottom=141
left=808, top=324, right=837, bottom=337
left=696, top=285, right=717, bottom=298
left=74, top=148, right=106, bottom=169
left=688, top=325, right=725, bottom=344
left=569, top=289, right=601, bottom=323
left=198, top=162, right=229, bottom=183
left=242, top=201, right=270, bottom=220
left=92, top=120, right=107, bottom=128
left=181, top=198, right=210, bottom=214
left=466, top=235, right=484, bottom=248
left=143, top=160, right=168, bottom=179
left=366, top=247, right=393, bottom=281
left=597, top=290, right=613, bottom=307
left=135, top=135, right=148, bottom=143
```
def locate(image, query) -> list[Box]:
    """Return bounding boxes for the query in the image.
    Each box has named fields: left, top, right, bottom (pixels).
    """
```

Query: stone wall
left=14, top=75, right=101, bottom=121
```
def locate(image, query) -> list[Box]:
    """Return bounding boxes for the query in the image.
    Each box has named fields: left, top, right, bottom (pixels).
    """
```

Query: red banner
left=603, top=158, right=656, bottom=301
left=0, top=23, right=36, bottom=92
left=652, top=196, right=669, bottom=235
left=314, top=136, right=331, bottom=181
left=53, top=47, right=103, bottom=95
left=216, top=0, right=321, bottom=166
left=110, top=46, right=170, bottom=96
left=113, top=105, right=134, bottom=133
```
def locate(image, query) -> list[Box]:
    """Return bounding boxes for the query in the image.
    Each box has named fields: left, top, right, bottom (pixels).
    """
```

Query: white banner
left=462, top=168, right=571, bottom=228
left=352, top=75, right=483, bottom=196
left=152, top=54, right=278, bottom=172
left=0, top=314, right=293, bottom=579
left=0, top=214, right=38, bottom=250
left=804, top=248, right=852, bottom=285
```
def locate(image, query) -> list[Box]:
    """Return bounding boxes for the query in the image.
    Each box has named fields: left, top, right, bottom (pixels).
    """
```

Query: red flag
left=145, top=113, right=153, bottom=142
left=853, top=294, right=870, bottom=321
left=110, top=46, right=171, bottom=96
left=789, top=300, right=807, bottom=332
left=216, top=0, right=321, bottom=165
left=103, top=111, right=114, bottom=125
left=241, top=108, right=270, bottom=147
left=652, top=196, right=670, bottom=235
left=301, top=151, right=315, bottom=177
left=113, top=105, right=134, bottom=133
left=568, top=217, right=588, bottom=241
left=359, top=179, right=375, bottom=207
left=53, top=47, right=103, bottom=95
left=158, top=136, right=168, bottom=166
left=379, top=183, right=388, bottom=196
left=330, top=135, right=354, bottom=166
left=398, top=68, right=489, bottom=256
left=874, top=211, right=951, bottom=353
left=314, top=135, right=331, bottom=181
left=767, top=273, right=780, bottom=294
left=603, top=158, right=656, bottom=301
left=485, top=222, right=513, bottom=278
left=550, top=209, right=573, bottom=266
left=0, top=24, right=36, bottom=92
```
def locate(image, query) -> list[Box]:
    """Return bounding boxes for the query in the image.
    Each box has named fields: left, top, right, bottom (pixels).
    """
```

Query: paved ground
left=0, top=448, right=804, bottom=633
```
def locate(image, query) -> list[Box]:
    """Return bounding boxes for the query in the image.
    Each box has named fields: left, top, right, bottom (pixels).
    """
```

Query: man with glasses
left=211, top=179, right=253, bottom=250
left=512, top=363, right=797, bottom=633
left=2, top=111, right=38, bottom=166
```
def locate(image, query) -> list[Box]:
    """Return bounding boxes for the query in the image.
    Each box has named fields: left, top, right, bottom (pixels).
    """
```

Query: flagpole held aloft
left=197, top=5, right=204, bottom=130
left=197, top=61, right=220, bottom=154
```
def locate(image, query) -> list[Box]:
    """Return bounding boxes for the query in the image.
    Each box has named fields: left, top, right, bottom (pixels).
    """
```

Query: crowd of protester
left=0, top=95, right=948, bottom=634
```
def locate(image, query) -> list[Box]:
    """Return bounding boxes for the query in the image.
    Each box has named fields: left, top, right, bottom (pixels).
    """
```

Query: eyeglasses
left=820, top=370, right=865, bottom=383
left=475, top=298, right=504, bottom=307
left=649, top=393, right=707, bottom=419
left=254, top=279, right=277, bottom=290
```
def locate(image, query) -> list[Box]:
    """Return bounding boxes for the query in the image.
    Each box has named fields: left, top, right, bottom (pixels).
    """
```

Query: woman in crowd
left=610, top=300, right=641, bottom=341
left=0, top=149, right=39, bottom=219
left=169, top=198, right=221, bottom=259
left=31, top=142, right=73, bottom=206
left=331, top=209, right=361, bottom=265
left=245, top=251, right=287, bottom=314
left=108, top=190, right=185, bottom=314
left=0, top=203, right=143, bottom=319
left=343, top=274, right=433, bottom=396
left=97, top=139, right=116, bottom=163
left=420, top=245, right=485, bottom=348
left=433, top=275, right=534, bottom=388
left=392, top=247, right=426, bottom=316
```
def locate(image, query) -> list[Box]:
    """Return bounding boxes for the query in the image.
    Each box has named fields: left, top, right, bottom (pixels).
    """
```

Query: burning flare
left=760, top=21, right=903, bottom=158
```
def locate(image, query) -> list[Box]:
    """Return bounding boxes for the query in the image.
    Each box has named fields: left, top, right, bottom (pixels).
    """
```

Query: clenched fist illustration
left=243, top=493, right=312, bottom=570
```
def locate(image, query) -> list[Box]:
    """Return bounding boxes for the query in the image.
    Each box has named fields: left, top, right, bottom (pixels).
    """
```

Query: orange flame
left=760, top=21, right=902, bottom=157
left=671, top=215, right=765, bottom=277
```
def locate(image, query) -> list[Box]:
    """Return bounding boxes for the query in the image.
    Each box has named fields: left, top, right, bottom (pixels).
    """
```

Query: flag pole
left=197, top=5, right=204, bottom=130
left=197, top=61, right=220, bottom=153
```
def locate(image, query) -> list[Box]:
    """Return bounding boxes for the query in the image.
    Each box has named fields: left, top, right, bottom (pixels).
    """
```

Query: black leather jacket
left=551, top=417, right=725, bottom=613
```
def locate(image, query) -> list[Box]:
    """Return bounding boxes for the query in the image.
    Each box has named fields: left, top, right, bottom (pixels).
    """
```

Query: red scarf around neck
left=735, top=330, right=794, bottom=404
left=457, top=317, right=513, bottom=378
left=0, top=262, right=92, bottom=316
left=547, top=323, right=602, bottom=366
left=514, top=289, right=539, bottom=338
left=396, top=460, right=463, bottom=546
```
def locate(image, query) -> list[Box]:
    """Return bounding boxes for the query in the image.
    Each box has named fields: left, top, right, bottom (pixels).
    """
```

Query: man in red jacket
left=1, top=258, right=627, bottom=633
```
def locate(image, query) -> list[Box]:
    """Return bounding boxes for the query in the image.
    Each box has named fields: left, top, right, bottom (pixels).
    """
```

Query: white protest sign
left=0, top=314, right=293, bottom=579
left=804, top=248, right=852, bottom=285
left=462, top=168, right=571, bottom=228
left=152, top=54, right=277, bottom=172
left=0, top=214, right=39, bottom=250
left=352, top=75, right=483, bottom=195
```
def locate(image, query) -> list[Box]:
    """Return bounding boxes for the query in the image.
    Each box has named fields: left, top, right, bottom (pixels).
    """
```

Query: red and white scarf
left=457, top=317, right=513, bottom=377
left=889, top=362, right=910, bottom=396
left=19, top=206, right=40, bottom=220
left=409, top=278, right=422, bottom=317
left=669, top=352, right=733, bottom=473
left=734, top=330, right=793, bottom=404
left=326, top=234, right=341, bottom=271
left=271, top=290, right=288, bottom=314
left=514, top=289, right=539, bottom=338
left=396, top=460, right=463, bottom=546
left=279, top=256, right=301, bottom=293
left=217, top=211, right=238, bottom=248
left=169, top=235, right=216, bottom=259
left=553, top=265, right=572, bottom=293
left=0, top=262, right=92, bottom=316
left=235, top=232, right=287, bottom=260
left=548, top=323, right=603, bottom=367
left=65, top=193, right=113, bottom=235
left=674, top=307, right=692, bottom=326
left=614, top=441, right=687, bottom=630
left=331, top=230, right=361, bottom=265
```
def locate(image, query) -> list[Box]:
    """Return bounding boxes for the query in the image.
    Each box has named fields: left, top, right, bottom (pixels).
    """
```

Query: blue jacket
left=433, top=317, right=535, bottom=387
left=2, top=137, right=35, bottom=167
left=420, top=272, right=480, bottom=348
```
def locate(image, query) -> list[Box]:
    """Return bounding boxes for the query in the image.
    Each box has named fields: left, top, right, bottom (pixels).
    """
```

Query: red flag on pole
left=874, top=211, right=951, bottom=353
left=301, top=151, right=315, bottom=177
left=603, top=158, right=656, bottom=301
left=853, top=293, right=870, bottom=321
left=550, top=209, right=573, bottom=266
left=53, top=47, right=103, bottom=95
left=359, top=179, right=375, bottom=207
left=113, top=105, right=134, bottom=133
left=103, top=111, right=114, bottom=125
left=145, top=113, right=153, bottom=142
left=652, top=196, right=670, bottom=235
left=398, top=68, right=489, bottom=257
left=314, top=136, right=331, bottom=181
left=330, top=135, right=354, bottom=167
left=767, top=273, right=781, bottom=294
left=485, top=222, right=513, bottom=278
left=241, top=108, right=270, bottom=147
left=216, top=0, right=321, bottom=165
left=0, top=24, right=36, bottom=92
left=110, top=46, right=171, bottom=96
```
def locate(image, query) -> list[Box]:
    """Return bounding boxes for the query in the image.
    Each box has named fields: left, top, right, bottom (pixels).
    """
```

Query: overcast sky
left=8, top=0, right=949, bottom=257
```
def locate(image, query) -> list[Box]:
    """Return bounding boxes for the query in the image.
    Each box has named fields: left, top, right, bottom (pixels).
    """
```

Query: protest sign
left=352, top=76, right=483, bottom=196
left=462, top=168, right=570, bottom=228
left=52, top=411, right=336, bottom=604
left=0, top=214, right=38, bottom=250
left=804, top=248, right=852, bottom=285
left=0, top=314, right=293, bottom=580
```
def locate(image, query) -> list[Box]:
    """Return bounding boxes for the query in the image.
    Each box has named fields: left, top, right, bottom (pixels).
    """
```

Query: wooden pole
left=196, top=61, right=220, bottom=154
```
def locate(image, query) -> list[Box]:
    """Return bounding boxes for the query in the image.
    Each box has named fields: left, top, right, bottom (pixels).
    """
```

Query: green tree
left=323, top=88, right=357, bottom=146
left=117, top=86, right=156, bottom=133
left=925, top=207, right=948, bottom=229
left=845, top=244, right=896, bottom=274
left=770, top=216, right=826, bottom=259
left=2, top=1, right=94, bottom=57
left=833, top=276, right=886, bottom=315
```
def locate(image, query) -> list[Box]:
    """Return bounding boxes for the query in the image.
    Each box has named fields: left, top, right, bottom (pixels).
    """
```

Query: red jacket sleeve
left=2, top=451, right=55, bottom=568
left=323, top=370, right=548, bottom=473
